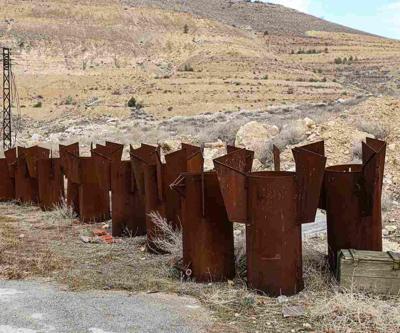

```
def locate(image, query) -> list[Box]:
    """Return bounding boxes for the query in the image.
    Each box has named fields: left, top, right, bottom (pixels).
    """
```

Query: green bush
left=127, top=97, right=136, bottom=108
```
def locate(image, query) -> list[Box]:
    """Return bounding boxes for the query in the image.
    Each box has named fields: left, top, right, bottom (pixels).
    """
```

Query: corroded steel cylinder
left=0, top=158, right=15, bottom=201
left=214, top=143, right=326, bottom=296
left=174, top=172, right=235, bottom=282
left=324, top=165, right=382, bottom=270
left=246, top=171, right=303, bottom=296
left=37, top=158, right=65, bottom=211
left=15, top=149, right=40, bottom=204
left=79, top=157, right=110, bottom=223
left=111, top=161, right=146, bottom=237
left=164, top=144, right=203, bottom=229
left=323, top=138, right=386, bottom=270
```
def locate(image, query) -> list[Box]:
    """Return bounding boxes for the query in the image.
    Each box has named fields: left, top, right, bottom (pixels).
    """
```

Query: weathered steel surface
left=172, top=171, right=235, bottom=282
left=25, top=146, right=50, bottom=179
left=14, top=147, right=40, bottom=204
left=273, top=145, right=280, bottom=171
left=324, top=138, right=386, bottom=270
left=4, top=147, right=17, bottom=178
left=213, top=148, right=254, bottom=224
left=59, top=143, right=80, bottom=215
left=0, top=158, right=15, bottom=200
left=78, top=157, right=111, bottom=223
left=164, top=144, right=203, bottom=228
left=111, top=160, right=146, bottom=237
left=246, top=171, right=302, bottom=296
left=92, top=141, right=124, bottom=190
left=37, top=158, right=64, bottom=211
left=214, top=142, right=326, bottom=296
left=131, top=144, right=165, bottom=249
left=292, top=142, right=327, bottom=224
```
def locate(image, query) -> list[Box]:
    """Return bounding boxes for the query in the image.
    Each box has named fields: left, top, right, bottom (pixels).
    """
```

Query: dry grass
left=356, top=120, right=390, bottom=139
left=148, top=211, right=182, bottom=256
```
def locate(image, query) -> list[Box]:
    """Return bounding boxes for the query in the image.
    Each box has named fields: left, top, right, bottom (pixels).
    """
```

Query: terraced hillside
left=0, top=0, right=399, bottom=123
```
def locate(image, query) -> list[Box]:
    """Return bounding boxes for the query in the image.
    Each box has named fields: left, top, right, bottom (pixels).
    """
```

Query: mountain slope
left=124, top=0, right=370, bottom=37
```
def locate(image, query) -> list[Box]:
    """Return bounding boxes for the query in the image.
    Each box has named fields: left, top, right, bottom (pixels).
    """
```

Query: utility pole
left=2, top=47, right=12, bottom=150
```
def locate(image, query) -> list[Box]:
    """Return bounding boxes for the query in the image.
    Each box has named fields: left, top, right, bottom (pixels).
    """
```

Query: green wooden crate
left=337, top=249, right=400, bottom=295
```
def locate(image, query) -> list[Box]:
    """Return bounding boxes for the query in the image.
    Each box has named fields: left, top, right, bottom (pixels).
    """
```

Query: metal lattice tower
left=2, top=47, right=12, bottom=149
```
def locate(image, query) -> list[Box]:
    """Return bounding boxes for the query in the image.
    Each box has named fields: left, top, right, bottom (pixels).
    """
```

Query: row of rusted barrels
left=0, top=138, right=386, bottom=296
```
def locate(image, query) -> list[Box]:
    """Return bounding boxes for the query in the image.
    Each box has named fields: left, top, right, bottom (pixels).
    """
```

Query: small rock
left=277, top=295, right=288, bottom=304
left=386, top=225, right=397, bottom=234
left=80, top=235, right=90, bottom=243
left=303, top=323, right=312, bottom=330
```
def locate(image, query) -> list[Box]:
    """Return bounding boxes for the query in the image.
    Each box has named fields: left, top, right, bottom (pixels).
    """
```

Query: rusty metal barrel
left=59, top=143, right=80, bottom=215
left=164, top=144, right=203, bottom=229
left=214, top=142, right=326, bottom=296
left=15, top=146, right=50, bottom=204
left=171, top=171, right=235, bottom=282
left=78, top=156, right=111, bottom=223
left=322, top=138, right=386, bottom=270
left=37, top=158, right=65, bottom=211
left=110, top=160, right=146, bottom=237
left=131, top=144, right=166, bottom=251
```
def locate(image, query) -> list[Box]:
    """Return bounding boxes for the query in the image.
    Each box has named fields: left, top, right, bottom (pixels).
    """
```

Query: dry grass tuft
left=148, top=211, right=182, bottom=256
left=356, top=120, right=390, bottom=139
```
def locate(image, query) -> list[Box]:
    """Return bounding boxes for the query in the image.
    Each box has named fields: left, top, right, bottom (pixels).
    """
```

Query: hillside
left=0, top=0, right=399, bottom=123
left=127, top=0, right=369, bottom=37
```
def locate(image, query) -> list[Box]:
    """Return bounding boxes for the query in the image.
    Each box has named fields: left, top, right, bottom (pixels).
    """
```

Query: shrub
left=356, top=121, right=389, bottom=139
left=127, top=97, right=136, bottom=108
left=183, top=64, right=194, bottom=72
left=183, top=24, right=189, bottom=34
left=33, top=101, right=42, bottom=108
left=334, top=57, right=343, bottom=65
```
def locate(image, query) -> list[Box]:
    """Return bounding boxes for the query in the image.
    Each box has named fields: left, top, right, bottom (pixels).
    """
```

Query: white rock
left=386, top=225, right=397, bottom=234
left=303, top=117, right=316, bottom=129
left=203, top=142, right=226, bottom=171
left=389, top=143, right=396, bottom=151
left=31, top=133, right=43, bottom=142
left=235, top=121, right=279, bottom=159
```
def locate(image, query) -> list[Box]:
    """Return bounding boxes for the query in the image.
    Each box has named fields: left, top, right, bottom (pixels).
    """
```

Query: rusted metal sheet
left=59, top=143, right=80, bottom=215
left=25, top=146, right=50, bottom=178
left=37, top=158, right=64, bottom=211
left=91, top=142, right=123, bottom=191
left=214, top=142, right=326, bottom=296
left=0, top=158, right=15, bottom=201
left=324, top=138, right=386, bottom=270
left=111, top=160, right=146, bottom=237
left=213, top=148, right=254, bottom=223
left=292, top=142, right=327, bottom=224
left=273, top=145, right=281, bottom=171
left=131, top=144, right=165, bottom=249
left=246, top=171, right=302, bottom=296
left=14, top=147, right=40, bottom=204
left=4, top=147, right=17, bottom=178
left=164, top=144, right=203, bottom=228
left=172, top=171, right=235, bottom=282
left=78, top=157, right=110, bottom=223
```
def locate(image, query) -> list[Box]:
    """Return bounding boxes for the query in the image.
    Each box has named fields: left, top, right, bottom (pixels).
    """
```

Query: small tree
left=183, top=24, right=189, bottom=34
left=127, top=97, right=136, bottom=108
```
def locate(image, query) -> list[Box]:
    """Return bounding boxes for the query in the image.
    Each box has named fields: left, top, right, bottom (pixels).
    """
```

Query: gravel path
left=0, top=281, right=212, bottom=333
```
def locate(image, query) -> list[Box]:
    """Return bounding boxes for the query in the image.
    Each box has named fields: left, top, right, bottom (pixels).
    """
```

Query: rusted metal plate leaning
left=214, top=142, right=326, bottom=296
left=322, top=138, right=386, bottom=270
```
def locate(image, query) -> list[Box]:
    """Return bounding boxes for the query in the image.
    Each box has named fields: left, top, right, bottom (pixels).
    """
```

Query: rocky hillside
left=126, top=0, right=369, bottom=37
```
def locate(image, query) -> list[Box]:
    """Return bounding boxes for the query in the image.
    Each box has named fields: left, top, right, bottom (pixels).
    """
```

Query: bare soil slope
left=126, top=0, right=369, bottom=36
